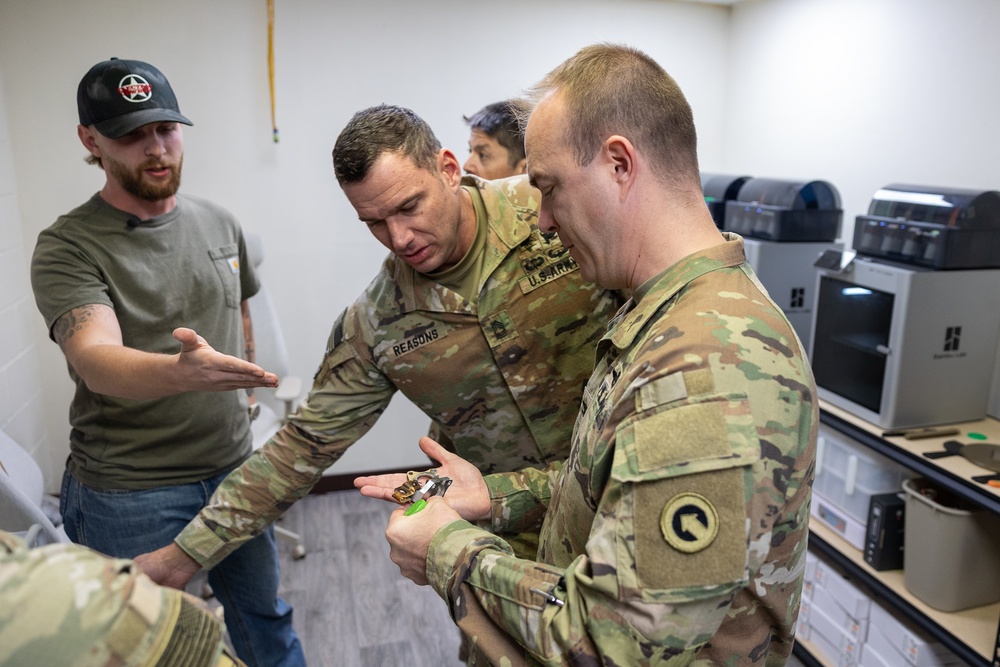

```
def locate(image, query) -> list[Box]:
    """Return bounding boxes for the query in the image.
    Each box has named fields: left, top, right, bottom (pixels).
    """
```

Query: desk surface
left=819, top=401, right=1000, bottom=503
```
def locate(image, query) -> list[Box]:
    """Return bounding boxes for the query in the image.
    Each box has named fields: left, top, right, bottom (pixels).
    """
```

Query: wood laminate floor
left=275, top=490, right=464, bottom=667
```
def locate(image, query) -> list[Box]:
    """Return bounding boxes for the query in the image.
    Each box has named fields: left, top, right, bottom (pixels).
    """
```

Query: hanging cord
left=268, top=0, right=279, bottom=143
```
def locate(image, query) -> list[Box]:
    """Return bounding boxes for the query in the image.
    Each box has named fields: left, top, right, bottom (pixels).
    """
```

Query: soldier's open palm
left=355, top=436, right=491, bottom=521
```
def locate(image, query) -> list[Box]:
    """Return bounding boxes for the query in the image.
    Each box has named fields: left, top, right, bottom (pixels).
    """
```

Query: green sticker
left=968, top=432, right=988, bottom=441
left=405, top=499, right=427, bottom=516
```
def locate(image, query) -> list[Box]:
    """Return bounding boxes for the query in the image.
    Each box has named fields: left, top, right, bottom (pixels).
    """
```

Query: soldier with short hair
left=462, top=100, right=527, bottom=180
left=136, top=105, right=621, bottom=595
left=361, top=44, right=818, bottom=666
left=0, top=531, right=244, bottom=667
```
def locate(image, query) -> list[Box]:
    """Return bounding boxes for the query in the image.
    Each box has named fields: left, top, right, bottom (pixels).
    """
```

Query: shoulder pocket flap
left=313, top=342, right=361, bottom=385
left=612, top=398, right=761, bottom=482
left=325, top=339, right=358, bottom=368
left=315, top=312, right=360, bottom=383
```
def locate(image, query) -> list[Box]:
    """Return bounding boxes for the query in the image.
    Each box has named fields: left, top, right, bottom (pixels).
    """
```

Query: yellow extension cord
left=268, top=0, right=278, bottom=142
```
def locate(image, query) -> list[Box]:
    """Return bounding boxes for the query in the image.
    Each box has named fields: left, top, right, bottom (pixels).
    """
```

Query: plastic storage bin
left=902, top=478, right=1000, bottom=612
left=814, top=425, right=909, bottom=524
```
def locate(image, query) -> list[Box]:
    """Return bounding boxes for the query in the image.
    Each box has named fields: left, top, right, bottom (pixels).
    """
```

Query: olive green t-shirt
left=30, top=193, right=259, bottom=489
left=426, top=185, right=489, bottom=303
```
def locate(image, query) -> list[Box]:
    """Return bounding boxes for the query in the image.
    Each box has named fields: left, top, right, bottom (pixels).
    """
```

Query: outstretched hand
left=355, top=436, right=492, bottom=522
left=173, top=327, right=279, bottom=392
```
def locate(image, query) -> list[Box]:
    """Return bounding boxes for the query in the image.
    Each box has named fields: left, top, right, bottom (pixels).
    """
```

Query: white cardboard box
left=867, top=604, right=960, bottom=667
left=809, top=606, right=860, bottom=667
left=812, top=489, right=867, bottom=550
left=810, top=631, right=856, bottom=667
left=860, top=638, right=895, bottom=667
left=797, top=608, right=811, bottom=642
left=813, top=559, right=872, bottom=621
left=803, top=550, right=818, bottom=600
left=811, top=579, right=869, bottom=642
left=809, top=601, right=864, bottom=664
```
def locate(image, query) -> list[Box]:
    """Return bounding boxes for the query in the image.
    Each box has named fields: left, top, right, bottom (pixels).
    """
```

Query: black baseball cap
left=77, top=58, right=193, bottom=139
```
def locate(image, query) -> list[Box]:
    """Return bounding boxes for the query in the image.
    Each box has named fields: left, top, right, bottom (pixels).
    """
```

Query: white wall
left=5, top=0, right=1000, bottom=489
left=0, top=0, right=729, bottom=488
left=723, top=0, right=1000, bottom=418
left=724, top=0, right=1000, bottom=242
left=0, top=61, right=59, bottom=485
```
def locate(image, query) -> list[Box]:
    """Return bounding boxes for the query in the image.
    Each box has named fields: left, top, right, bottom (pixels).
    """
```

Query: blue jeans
left=61, top=470, right=305, bottom=667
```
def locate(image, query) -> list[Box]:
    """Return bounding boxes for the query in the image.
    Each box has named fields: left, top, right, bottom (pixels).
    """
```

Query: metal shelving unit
left=819, top=410, right=1000, bottom=516
left=795, top=405, right=1000, bottom=667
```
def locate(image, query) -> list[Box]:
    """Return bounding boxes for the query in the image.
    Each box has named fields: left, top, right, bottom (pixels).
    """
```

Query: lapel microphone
left=126, top=215, right=144, bottom=228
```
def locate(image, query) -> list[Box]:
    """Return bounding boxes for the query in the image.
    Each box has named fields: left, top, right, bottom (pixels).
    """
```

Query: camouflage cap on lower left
left=0, top=531, right=242, bottom=667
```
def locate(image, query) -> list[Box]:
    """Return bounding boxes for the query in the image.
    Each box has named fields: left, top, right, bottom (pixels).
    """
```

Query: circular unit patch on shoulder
left=660, top=492, right=719, bottom=554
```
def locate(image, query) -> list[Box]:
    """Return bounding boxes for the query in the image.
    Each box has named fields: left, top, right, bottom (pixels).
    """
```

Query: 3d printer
left=811, top=184, right=1000, bottom=428
left=853, top=184, right=1000, bottom=269
left=723, top=178, right=842, bottom=242
left=720, top=178, right=843, bottom=345
left=701, top=173, right=750, bottom=228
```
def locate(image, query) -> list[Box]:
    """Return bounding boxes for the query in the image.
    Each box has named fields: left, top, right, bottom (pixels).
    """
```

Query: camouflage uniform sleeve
left=1, top=531, right=237, bottom=667
left=425, top=499, right=748, bottom=663
left=424, top=395, right=773, bottom=665
left=481, top=462, right=563, bottom=535
left=177, top=306, right=397, bottom=569
left=428, top=515, right=752, bottom=664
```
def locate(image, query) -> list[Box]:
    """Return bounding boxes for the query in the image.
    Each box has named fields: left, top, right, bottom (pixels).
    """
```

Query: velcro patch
left=638, top=372, right=687, bottom=409
left=517, top=256, right=580, bottom=294
left=386, top=327, right=442, bottom=359
left=481, top=310, right=518, bottom=348
left=637, top=369, right=716, bottom=412
left=634, top=468, right=747, bottom=590
left=634, top=401, right=730, bottom=471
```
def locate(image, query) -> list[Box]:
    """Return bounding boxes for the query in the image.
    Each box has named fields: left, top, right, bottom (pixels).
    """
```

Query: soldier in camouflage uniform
left=0, top=530, right=243, bottom=666
left=362, top=45, right=817, bottom=666
left=136, top=105, right=620, bottom=586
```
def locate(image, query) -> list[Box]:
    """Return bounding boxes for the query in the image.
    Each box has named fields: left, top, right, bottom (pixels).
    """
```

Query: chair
left=0, top=429, right=216, bottom=599
left=245, top=232, right=306, bottom=560
left=0, top=429, right=68, bottom=547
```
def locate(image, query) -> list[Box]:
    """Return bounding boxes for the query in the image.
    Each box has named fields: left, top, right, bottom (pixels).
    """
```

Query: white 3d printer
left=810, top=184, right=1000, bottom=429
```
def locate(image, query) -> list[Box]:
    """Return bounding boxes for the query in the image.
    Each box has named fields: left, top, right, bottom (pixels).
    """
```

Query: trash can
left=902, top=478, right=1000, bottom=612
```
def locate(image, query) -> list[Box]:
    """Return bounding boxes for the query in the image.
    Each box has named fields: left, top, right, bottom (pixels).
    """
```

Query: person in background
left=358, top=43, right=818, bottom=666
left=30, top=57, right=304, bottom=667
left=462, top=100, right=527, bottom=179
left=134, top=105, right=620, bottom=606
left=0, top=530, right=245, bottom=667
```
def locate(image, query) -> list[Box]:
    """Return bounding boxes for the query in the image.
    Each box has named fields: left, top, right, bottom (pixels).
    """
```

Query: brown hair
left=332, top=104, right=441, bottom=185
left=521, top=43, right=700, bottom=188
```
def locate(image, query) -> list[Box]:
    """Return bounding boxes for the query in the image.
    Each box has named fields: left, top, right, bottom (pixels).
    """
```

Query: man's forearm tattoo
left=242, top=306, right=255, bottom=363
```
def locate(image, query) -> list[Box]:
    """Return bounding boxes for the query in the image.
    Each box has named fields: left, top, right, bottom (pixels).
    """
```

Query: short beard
left=105, top=154, right=183, bottom=201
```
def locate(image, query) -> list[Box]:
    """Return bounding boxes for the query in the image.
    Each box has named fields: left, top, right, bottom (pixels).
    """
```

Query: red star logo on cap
left=118, top=74, right=153, bottom=103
